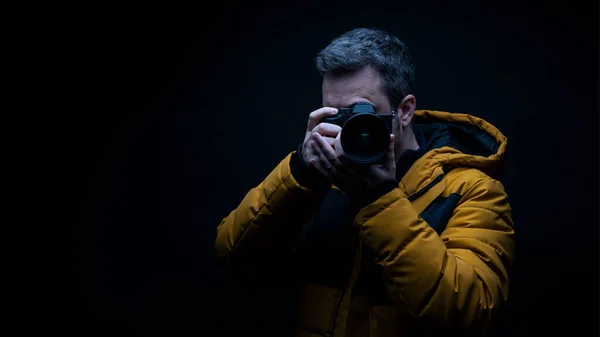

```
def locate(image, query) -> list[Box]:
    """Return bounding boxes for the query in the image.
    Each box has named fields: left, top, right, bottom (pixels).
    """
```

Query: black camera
left=322, top=102, right=394, bottom=164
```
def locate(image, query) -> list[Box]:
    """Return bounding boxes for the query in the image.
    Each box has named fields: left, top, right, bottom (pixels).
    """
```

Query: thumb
left=334, top=131, right=343, bottom=154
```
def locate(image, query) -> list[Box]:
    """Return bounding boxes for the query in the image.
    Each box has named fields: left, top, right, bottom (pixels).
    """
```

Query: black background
left=62, top=0, right=598, bottom=336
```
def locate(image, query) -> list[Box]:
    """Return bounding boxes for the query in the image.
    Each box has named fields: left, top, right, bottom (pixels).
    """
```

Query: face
left=322, top=66, right=416, bottom=158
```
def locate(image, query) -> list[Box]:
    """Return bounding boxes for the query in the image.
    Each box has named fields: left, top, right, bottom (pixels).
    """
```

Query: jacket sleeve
left=215, top=151, right=330, bottom=283
left=354, top=174, right=514, bottom=335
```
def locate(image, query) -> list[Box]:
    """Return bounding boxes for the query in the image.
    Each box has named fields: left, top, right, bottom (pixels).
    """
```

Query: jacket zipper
left=407, top=173, right=444, bottom=202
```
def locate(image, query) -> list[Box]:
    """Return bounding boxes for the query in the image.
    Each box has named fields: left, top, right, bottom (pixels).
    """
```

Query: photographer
left=215, top=28, right=514, bottom=337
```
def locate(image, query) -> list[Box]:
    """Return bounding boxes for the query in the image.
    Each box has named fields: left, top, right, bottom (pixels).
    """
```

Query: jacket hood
left=399, top=110, right=508, bottom=196
left=412, top=110, right=507, bottom=175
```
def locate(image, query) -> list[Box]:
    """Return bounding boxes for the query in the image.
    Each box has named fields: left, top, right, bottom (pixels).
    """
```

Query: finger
left=309, top=142, right=334, bottom=178
left=311, top=123, right=342, bottom=137
left=311, top=141, right=333, bottom=175
left=337, top=153, right=353, bottom=167
left=305, top=136, right=335, bottom=153
left=333, top=132, right=348, bottom=163
left=308, top=157, right=324, bottom=173
left=302, top=134, right=334, bottom=158
left=314, top=136, right=336, bottom=147
left=304, top=143, right=325, bottom=171
left=312, top=133, right=342, bottom=171
left=308, top=107, right=338, bottom=131
left=324, top=137, right=336, bottom=147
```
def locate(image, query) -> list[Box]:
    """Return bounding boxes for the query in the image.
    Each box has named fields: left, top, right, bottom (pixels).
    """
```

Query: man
left=215, top=28, right=514, bottom=336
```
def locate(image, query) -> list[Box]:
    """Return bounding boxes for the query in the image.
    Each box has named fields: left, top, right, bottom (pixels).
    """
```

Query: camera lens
left=340, top=113, right=390, bottom=164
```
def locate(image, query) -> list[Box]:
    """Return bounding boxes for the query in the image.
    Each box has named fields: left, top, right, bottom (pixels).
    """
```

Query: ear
left=395, top=94, right=416, bottom=127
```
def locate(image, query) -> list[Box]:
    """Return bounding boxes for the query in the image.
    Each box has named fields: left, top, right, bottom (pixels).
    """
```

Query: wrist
left=290, top=144, right=331, bottom=191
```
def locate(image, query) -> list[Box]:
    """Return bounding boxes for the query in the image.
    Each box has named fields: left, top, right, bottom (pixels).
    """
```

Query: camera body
left=322, top=102, right=394, bottom=164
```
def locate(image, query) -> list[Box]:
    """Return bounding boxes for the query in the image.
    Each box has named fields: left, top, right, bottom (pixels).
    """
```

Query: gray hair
left=315, top=28, right=416, bottom=109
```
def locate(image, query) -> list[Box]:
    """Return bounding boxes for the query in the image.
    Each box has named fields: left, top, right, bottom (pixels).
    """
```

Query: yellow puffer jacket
left=215, top=110, right=515, bottom=336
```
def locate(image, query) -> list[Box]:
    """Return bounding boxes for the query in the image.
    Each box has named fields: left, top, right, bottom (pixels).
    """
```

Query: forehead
left=322, top=66, right=387, bottom=108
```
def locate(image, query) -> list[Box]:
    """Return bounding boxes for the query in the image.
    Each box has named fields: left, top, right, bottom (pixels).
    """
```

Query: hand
left=301, top=107, right=341, bottom=173
left=310, top=131, right=397, bottom=198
